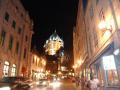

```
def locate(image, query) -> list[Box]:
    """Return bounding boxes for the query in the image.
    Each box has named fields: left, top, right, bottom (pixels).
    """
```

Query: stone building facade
left=73, top=0, right=88, bottom=76
left=76, top=0, right=120, bottom=89
left=29, top=51, right=46, bottom=80
left=0, top=0, right=33, bottom=78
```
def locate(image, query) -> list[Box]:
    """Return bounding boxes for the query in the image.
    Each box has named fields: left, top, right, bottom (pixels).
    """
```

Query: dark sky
left=21, top=0, right=79, bottom=60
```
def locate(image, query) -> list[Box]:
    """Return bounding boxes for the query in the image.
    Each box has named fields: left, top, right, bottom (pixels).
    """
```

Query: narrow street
left=29, top=79, right=89, bottom=90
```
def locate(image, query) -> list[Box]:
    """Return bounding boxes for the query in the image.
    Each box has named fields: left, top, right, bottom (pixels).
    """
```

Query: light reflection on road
left=29, top=80, right=76, bottom=90
left=29, top=82, right=62, bottom=90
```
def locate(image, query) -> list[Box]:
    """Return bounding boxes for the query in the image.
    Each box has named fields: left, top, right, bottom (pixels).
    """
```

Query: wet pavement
left=28, top=79, right=90, bottom=90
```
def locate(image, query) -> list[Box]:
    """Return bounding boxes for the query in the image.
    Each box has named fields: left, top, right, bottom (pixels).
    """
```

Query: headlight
left=0, top=86, right=11, bottom=90
left=36, top=81, right=39, bottom=85
left=57, top=78, right=60, bottom=81
left=42, top=81, right=47, bottom=85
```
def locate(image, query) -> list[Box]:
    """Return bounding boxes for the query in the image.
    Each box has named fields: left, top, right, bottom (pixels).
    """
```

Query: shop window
left=107, top=70, right=119, bottom=85
left=0, top=30, right=6, bottom=46
left=103, top=55, right=119, bottom=85
left=11, top=64, right=16, bottom=76
left=95, top=63, right=104, bottom=86
left=3, top=61, right=9, bottom=77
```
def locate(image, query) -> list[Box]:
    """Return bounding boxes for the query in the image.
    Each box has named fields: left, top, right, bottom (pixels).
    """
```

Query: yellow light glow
left=114, top=49, right=120, bottom=55
left=102, top=55, right=116, bottom=70
left=77, top=60, right=82, bottom=65
left=49, top=81, right=61, bottom=88
left=0, top=87, right=10, bottom=90
left=42, top=59, right=46, bottom=66
left=98, top=19, right=114, bottom=34
left=58, top=71, right=62, bottom=75
left=73, top=64, right=77, bottom=69
left=98, top=21, right=106, bottom=30
left=104, top=30, right=111, bottom=38
left=44, top=31, right=64, bottom=55
left=40, top=68, right=43, bottom=72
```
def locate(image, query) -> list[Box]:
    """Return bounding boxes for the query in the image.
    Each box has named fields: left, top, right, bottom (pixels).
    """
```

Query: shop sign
left=102, top=55, right=116, bottom=70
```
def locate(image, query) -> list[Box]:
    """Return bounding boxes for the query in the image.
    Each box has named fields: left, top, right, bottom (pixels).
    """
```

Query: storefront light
left=102, top=55, right=116, bottom=70
left=98, top=20, right=112, bottom=33
left=114, top=49, right=120, bottom=55
left=98, top=21, right=106, bottom=30
left=0, top=87, right=10, bottom=90
left=73, top=64, right=77, bottom=69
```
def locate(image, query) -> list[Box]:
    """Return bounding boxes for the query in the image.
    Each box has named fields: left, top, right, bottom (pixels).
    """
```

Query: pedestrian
left=72, top=76, right=76, bottom=89
left=74, top=77, right=79, bottom=87
left=90, top=75, right=100, bottom=90
left=81, top=77, right=85, bottom=89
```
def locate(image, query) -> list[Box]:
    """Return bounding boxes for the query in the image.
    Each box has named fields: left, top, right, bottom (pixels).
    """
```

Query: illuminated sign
left=102, top=55, right=116, bottom=70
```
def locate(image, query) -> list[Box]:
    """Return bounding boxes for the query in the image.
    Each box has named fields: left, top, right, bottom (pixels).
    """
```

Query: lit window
left=3, top=61, right=9, bottom=77
left=11, top=64, right=16, bottom=76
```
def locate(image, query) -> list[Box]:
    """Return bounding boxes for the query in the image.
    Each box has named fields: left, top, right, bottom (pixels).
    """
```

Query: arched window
left=3, top=61, right=9, bottom=77
left=11, top=64, right=16, bottom=76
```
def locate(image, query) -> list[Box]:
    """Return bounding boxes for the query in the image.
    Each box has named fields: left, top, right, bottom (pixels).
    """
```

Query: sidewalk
left=75, top=86, right=91, bottom=90
left=76, top=86, right=120, bottom=90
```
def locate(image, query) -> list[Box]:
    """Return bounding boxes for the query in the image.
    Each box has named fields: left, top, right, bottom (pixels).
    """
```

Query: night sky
left=21, top=0, right=79, bottom=66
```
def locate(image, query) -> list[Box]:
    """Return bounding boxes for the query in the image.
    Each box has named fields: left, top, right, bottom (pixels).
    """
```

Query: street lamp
left=98, top=20, right=113, bottom=33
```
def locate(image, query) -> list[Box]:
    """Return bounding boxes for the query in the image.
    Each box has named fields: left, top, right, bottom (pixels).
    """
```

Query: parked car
left=22, top=79, right=35, bottom=88
left=14, top=77, right=31, bottom=89
left=39, top=78, right=49, bottom=86
left=0, top=77, right=31, bottom=90
left=0, top=77, right=21, bottom=90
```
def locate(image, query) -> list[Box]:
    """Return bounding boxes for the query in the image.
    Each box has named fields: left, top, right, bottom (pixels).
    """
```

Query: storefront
left=3, top=61, right=10, bottom=77
left=90, top=42, right=120, bottom=89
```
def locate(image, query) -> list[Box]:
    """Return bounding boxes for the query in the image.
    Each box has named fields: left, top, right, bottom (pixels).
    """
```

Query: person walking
left=75, top=77, right=80, bottom=87
left=80, top=77, right=85, bottom=89
left=90, top=75, right=100, bottom=90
